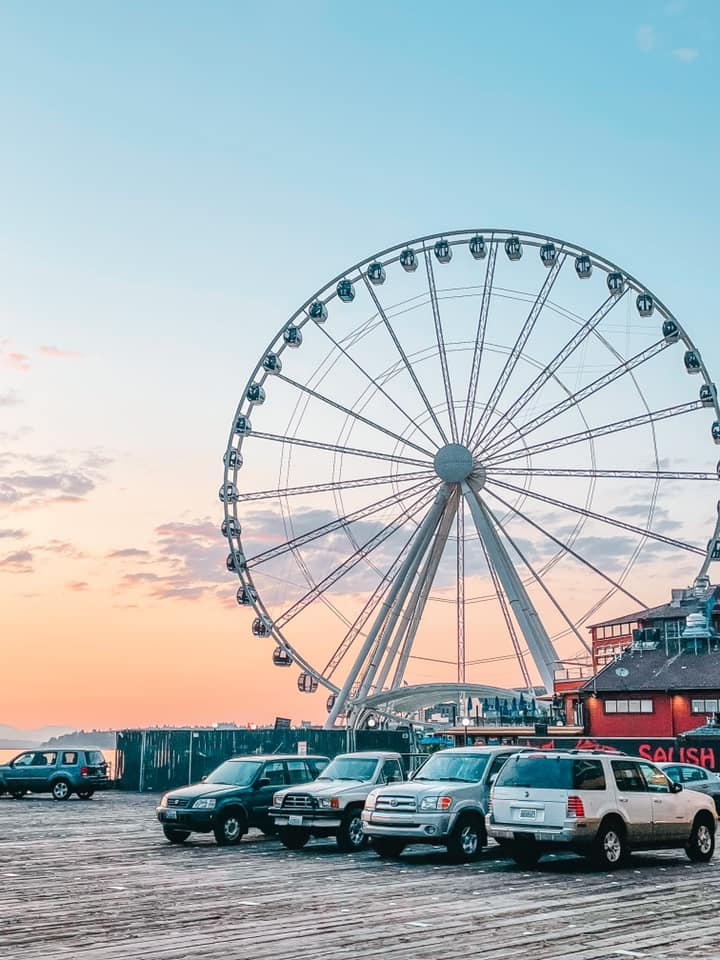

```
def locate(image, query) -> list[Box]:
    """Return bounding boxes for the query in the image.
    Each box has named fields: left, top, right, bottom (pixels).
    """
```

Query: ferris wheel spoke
left=461, top=242, right=498, bottom=445
left=467, top=251, right=566, bottom=450
left=322, top=523, right=419, bottom=681
left=485, top=400, right=705, bottom=466
left=238, top=469, right=435, bottom=503
left=485, top=477, right=706, bottom=557
left=423, top=248, right=458, bottom=443
left=486, top=466, right=719, bottom=482
left=456, top=502, right=465, bottom=684
left=378, top=491, right=458, bottom=693
left=482, top=497, right=594, bottom=655
left=461, top=483, right=559, bottom=692
left=481, top=338, right=673, bottom=458
left=314, top=322, right=439, bottom=449
left=326, top=485, right=453, bottom=727
left=475, top=526, right=535, bottom=692
left=251, top=431, right=430, bottom=468
left=474, top=291, right=627, bottom=454
left=247, top=477, right=436, bottom=567
left=275, top=486, right=437, bottom=630
left=275, top=372, right=435, bottom=459
left=362, top=275, right=449, bottom=446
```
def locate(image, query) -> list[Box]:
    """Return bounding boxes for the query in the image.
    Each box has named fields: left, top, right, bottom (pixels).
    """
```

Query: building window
left=665, top=620, right=685, bottom=640
left=604, top=698, right=653, bottom=714
left=691, top=698, right=719, bottom=714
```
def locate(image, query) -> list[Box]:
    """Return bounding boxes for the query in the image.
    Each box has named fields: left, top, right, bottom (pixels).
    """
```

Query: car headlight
left=365, top=792, right=377, bottom=811
left=420, top=796, right=453, bottom=811
left=320, top=797, right=340, bottom=809
left=192, top=798, right=216, bottom=810
left=159, top=794, right=168, bottom=808
left=272, top=792, right=284, bottom=807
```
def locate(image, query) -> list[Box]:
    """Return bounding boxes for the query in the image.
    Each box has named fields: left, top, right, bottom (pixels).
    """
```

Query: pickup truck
left=362, top=745, right=521, bottom=861
left=269, top=751, right=405, bottom=852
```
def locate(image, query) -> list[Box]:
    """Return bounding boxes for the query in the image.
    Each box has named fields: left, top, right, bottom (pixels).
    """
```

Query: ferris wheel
left=220, top=229, right=720, bottom=727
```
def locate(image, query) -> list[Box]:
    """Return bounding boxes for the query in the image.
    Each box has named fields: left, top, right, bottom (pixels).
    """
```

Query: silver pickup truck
left=362, top=745, right=520, bottom=861
left=269, top=751, right=405, bottom=852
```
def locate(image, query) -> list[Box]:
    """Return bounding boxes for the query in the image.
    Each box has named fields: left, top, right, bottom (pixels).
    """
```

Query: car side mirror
left=200, top=775, right=207, bottom=783
left=670, top=781, right=683, bottom=793
left=255, top=777, right=271, bottom=789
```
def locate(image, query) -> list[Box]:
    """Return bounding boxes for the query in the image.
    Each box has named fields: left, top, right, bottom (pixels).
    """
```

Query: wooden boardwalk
left=2, top=792, right=720, bottom=960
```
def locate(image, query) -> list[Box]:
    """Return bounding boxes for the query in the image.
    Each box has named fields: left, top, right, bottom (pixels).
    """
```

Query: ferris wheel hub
left=434, top=443, right=475, bottom=483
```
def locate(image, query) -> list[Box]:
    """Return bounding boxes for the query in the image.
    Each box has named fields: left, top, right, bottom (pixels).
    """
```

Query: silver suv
left=362, top=746, right=520, bottom=861
left=270, top=751, right=404, bottom=852
left=487, top=750, right=717, bottom=869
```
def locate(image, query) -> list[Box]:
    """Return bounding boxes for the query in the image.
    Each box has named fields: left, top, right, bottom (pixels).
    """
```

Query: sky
left=1, top=0, right=719, bottom=730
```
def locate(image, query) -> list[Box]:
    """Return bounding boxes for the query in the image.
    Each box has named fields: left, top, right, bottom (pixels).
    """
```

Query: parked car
left=362, top=745, right=521, bottom=861
left=656, top=762, right=720, bottom=813
left=0, top=748, right=110, bottom=800
left=156, top=754, right=329, bottom=845
left=270, top=751, right=405, bottom=852
left=487, top=750, right=717, bottom=869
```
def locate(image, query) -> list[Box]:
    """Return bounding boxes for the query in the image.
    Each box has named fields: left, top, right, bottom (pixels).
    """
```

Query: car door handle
left=618, top=797, right=628, bottom=802
left=653, top=799, right=662, bottom=804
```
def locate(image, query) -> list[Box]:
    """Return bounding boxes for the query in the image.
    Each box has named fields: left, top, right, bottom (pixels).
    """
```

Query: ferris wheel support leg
left=324, top=485, right=452, bottom=729
left=370, top=492, right=458, bottom=696
left=461, top=482, right=559, bottom=693
left=354, top=489, right=453, bottom=705
left=390, top=496, right=458, bottom=690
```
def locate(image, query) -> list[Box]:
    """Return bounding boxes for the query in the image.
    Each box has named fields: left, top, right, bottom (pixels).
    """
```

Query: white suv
left=487, top=750, right=717, bottom=869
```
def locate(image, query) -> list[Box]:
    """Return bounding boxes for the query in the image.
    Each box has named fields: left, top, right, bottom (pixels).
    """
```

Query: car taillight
left=567, top=795, right=585, bottom=817
left=81, top=766, right=89, bottom=777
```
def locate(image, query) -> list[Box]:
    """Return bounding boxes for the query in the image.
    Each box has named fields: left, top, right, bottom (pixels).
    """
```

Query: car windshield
left=205, top=760, right=263, bottom=786
left=317, top=757, right=378, bottom=781
left=413, top=753, right=489, bottom=783
left=495, top=755, right=573, bottom=789
left=86, top=751, right=106, bottom=765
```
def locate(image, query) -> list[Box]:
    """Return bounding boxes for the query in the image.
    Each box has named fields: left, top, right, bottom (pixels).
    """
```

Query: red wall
left=587, top=692, right=720, bottom=737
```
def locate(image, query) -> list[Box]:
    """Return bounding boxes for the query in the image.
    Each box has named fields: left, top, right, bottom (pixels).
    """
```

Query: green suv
left=0, top=748, right=110, bottom=800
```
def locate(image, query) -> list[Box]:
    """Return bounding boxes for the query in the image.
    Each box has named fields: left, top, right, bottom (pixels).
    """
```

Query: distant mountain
left=42, top=730, right=116, bottom=748
left=0, top=723, right=75, bottom=744
left=0, top=739, right=39, bottom=750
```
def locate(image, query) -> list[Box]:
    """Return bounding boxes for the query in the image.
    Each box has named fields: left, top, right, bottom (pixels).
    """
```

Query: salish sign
left=520, top=736, right=718, bottom=770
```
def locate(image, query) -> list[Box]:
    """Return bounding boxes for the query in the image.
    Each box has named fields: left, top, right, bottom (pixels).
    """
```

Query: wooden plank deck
left=2, top=792, right=719, bottom=960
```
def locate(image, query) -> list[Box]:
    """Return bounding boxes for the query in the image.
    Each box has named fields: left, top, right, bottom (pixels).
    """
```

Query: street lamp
left=461, top=717, right=471, bottom=746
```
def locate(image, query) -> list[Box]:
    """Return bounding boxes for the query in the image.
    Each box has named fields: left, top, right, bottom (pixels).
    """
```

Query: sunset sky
left=2, top=1, right=720, bottom=730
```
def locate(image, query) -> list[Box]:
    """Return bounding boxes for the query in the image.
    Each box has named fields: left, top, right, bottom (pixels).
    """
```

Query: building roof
left=582, top=646, right=720, bottom=694
left=588, top=586, right=720, bottom=630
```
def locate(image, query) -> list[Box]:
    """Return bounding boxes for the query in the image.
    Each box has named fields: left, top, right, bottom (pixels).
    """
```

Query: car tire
left=213, top=809, right=246, bottom=846
left=278, top=827, right=311, bottom=850
left=336, top=808, right=367, bottom=852
left=51, top=779, right=71, bottom=801
left=590, top=819, right=628, bottom=870
left=509, top=843, right=541, bottom=868
left=372, top=837, right=406, bottom=859
left=163, top=826, right=191, bottom=844
left=446, top=813, right=485, bottom=863
left=77, top=790, right=95, bottom=800
left=686, top=813, right=715, bottom=863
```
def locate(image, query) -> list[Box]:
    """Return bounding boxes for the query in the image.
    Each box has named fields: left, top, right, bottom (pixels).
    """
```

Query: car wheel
left=509, top=843, right=541, bottom=868
left=686, top=813, right=715, bottom=863
left=51, top=779, right=71, bottom=801
left=372, top=837, right=406, bottom=859
left=278, top=827, right=311, bottom=850
left=163, top=826, right=191, bottom=844
left=77, top=790, right=95, bottom=800
left=590, top=819, right=628, bottom=869
left=213, top=810, right=246, bottom=846
left=336, top=809, right=367, bottom=852
left=446, top=814, right=485, bottom=862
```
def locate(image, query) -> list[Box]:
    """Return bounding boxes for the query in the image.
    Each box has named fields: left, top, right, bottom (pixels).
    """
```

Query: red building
left=552, top=579, right=720, bottom=738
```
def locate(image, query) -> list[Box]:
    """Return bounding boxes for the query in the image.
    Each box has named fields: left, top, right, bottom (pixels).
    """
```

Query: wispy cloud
left=39, top=345, right=84, bottom=360
left=0, top=390, right=21, bottom=407
left=672, top=47, right=699, bottom=62
left=0, top=449, right=112, bottom=510
left=107, top=548, right=150, bottom=559
left=66, top=580, right=89, bottom=592
left=0, top=528, right=26, bottom=539
left=637, top=24, right=657, bottom=52
left=0, top=549, right=34, bottom=573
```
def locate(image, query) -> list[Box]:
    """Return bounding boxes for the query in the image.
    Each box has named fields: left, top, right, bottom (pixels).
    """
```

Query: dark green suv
left=0, top=748, right=110, bottom=800
left=156, top=753, right=329, bottom=845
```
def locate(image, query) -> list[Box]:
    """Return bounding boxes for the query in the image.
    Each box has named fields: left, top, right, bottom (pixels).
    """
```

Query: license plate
left=288, top=815, right=304, bottom=826
left=165, top=809, right=178, bottom=820
left=519, top=808, right=537, bottom=820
